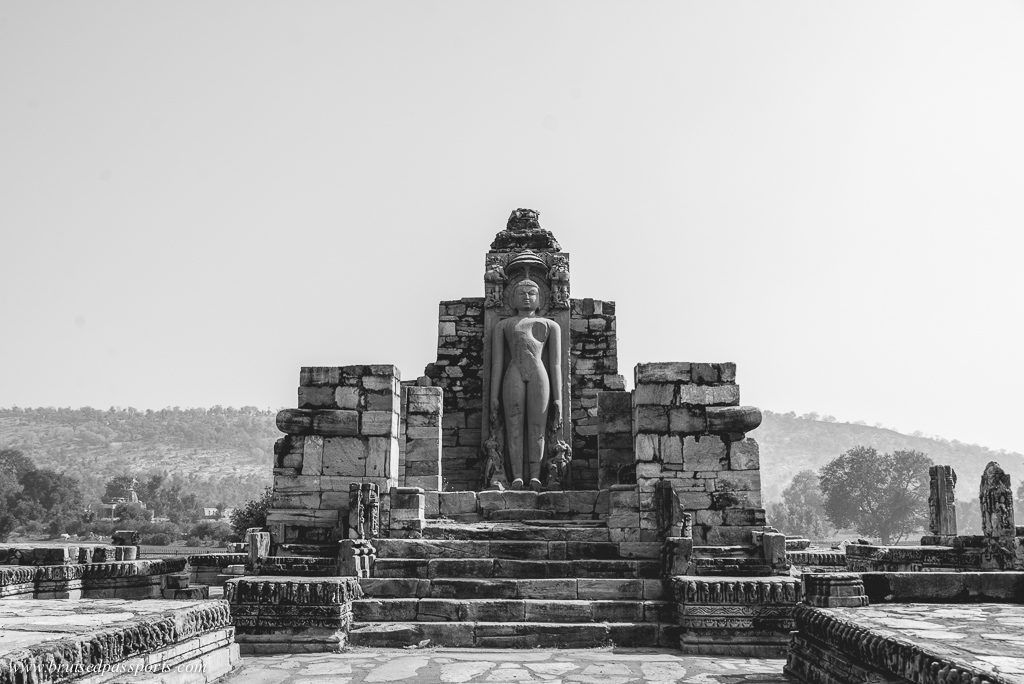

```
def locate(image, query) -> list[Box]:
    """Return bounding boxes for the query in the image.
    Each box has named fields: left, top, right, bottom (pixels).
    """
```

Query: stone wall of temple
left=424, top=297, right=623, bottom=491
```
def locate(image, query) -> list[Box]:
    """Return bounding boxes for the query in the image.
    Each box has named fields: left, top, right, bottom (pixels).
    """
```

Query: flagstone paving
left=220, top=648, right=792, bottom=683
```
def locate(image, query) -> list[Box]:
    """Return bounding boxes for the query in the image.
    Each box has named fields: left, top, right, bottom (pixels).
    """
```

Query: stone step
left=692, top=557, right=772, bottom=576
left=692, top=545, right=761, bottom=559
left=487, top=508, right=552, bottom=521
left=353, top=598, right=672, bottom=623
left=348, top=621, right=679, bottom=648
left=421, top=522, right=610, bottom=542
left=359, top=577, right=668, bottom=601
left=373, top=538, right=645, bottom=561
left=372, top=557, right=660, bottom=579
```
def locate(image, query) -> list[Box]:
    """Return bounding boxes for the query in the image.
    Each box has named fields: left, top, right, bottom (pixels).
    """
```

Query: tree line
left=769, top=445, right=1024, bottom=543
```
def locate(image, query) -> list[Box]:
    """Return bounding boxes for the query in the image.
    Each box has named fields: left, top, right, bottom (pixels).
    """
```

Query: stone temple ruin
left=3, top=209, right=1024, bottom=683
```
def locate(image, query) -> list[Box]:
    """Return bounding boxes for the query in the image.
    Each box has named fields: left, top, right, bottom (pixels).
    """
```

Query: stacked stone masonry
left=632, top=362, right=765, bottom=546
left=426, top=298, right=623, bottom=491
left=269, top=365, right=401, bottom=553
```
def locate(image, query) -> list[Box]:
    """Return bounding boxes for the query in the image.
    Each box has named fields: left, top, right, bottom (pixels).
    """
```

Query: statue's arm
left=547, top=321, right=563, bottom=426
left=490, top=322, right=505, bottom=422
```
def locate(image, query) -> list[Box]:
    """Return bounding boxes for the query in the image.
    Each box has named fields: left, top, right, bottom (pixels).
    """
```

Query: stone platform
left=786, top=602, right=1024, bottom=684
left=0, top=558, right=188, bottom=600
left=219, top=648, right=791, bottom=683
left=0, top=598, right=238, bottom=682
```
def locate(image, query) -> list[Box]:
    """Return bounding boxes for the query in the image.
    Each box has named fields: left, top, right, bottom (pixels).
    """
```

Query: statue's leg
left=525, top=372, right=550, bottom=484
left=502, top=369, right=527, bottom=484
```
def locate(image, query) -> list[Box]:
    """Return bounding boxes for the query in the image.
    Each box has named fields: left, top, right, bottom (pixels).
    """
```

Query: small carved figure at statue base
left=480, top=433, right=507, bottom=491
left=542, top=438, right=573, bottom=490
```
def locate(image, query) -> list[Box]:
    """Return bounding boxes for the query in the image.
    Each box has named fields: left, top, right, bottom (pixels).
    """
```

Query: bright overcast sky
left=2, top=2, right=1023, bottom=454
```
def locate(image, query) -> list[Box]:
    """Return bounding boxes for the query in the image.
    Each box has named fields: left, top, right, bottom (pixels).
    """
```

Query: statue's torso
left=502, top=316, right=551, bottom=383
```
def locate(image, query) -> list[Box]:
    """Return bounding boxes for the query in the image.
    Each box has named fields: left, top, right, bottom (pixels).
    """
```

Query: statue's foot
left=511, top=478, right=524, bottom=490
left=529, top=478, right=543, bottom=492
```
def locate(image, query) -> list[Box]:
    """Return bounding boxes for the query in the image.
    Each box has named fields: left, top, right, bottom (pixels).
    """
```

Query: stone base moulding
left=225, top=576, right=363, bottom=654
left=672, top=575, right=802, bottom=658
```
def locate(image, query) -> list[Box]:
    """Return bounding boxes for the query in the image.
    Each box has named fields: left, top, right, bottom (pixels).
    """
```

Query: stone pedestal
left=226, top=576, right=363, bottom=654
left=802, top=572, right=869, bottom=608
left=672, top=576, right=802, bottom=657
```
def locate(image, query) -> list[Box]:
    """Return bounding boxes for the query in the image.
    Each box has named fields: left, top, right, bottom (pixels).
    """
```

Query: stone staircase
left=348, top=520, right=679, bottom=647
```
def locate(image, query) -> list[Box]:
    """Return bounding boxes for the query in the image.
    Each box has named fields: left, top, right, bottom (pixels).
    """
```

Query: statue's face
left=516, top=285, right=539, bottom=311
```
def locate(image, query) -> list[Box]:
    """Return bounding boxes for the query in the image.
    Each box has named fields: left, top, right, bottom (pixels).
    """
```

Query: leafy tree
left=16, top=468, right=85, bottom=536
left=114, top=502, right=152, bottom=524
left=768, top=470, right=833, bottom=538
left=819, top=446, right=932, bottom=544
left=229, top=487, right=272, bottom=540
left=103, top=475, right=139, bottom=502
left=0, top=448, right=36, bottom=479
left=188, top=520, right=234, bottom=543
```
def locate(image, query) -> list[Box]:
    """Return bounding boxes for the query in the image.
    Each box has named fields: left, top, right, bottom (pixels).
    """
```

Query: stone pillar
left=404, top=386, right=443, bottom=490
left=928, top=465, right=958, bottom=536
left=632, top=362, right=765, bottom=546
left=980, top=461, right=1018, bottom=570
left=267, top=365, right=401, bottom=555
left=245, top=528, right=270, bottom=573
left=597, top=391, right=633, bottom=488
left=389, top=486, right=426, bottom=538
left=607, top=484, right=641, bottom=542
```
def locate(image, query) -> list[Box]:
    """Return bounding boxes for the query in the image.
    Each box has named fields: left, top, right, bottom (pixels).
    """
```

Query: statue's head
left=512, top=278, right=541, bottom=313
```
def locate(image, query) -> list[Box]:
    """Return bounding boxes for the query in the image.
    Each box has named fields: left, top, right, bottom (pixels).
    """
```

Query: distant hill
left=2, top=406, right=1019, bottom=510
left=757, top=410, right=1024, bottom=503
left=0, top=407, right=276, bottom=508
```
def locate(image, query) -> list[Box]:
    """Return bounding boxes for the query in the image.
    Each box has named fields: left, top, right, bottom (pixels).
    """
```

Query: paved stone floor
left=221, top=649, right=791, bottom=683
left=0, top=598, right=212, bottom=654
left=831, top=603, right=1024, bottom=681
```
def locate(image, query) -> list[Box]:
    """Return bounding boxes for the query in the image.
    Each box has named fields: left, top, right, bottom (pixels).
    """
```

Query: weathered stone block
left=669, top=406, right=707, bottom=434
left=661, top=435, right=683, bottom=466
left=298, top=386, right=336, bottom=409
left=334, top=386, right=361, bottom=410
left=635, top=362, right=690, bottom=384
left=300, top=366, right=343, bottom=386
left=633, top=383, right=675, bottom=406
left=729, top=438, right=760, bottom=470
left=321, top=438, right=367, bottom=476
left=362, top=411, right=396, bottom=436
left=302, top=437, right=324, bottom=476
left=677, top=492, right=713, bottom=510
left=634, top=434, right=658, bottom=462
left=682, top=436, right=728, bottom=471
left=439, top=492, right=478, bottom=516
left=311, top=410, right=359, bottom=436
left=677, top=385, right=740, bottom=406
left=632, top=409, right=668, bottom=440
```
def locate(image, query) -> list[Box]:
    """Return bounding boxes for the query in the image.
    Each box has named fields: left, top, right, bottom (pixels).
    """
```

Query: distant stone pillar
left=980, top=461, right=1016, bottom=569
left=928, top=465, right=958, bottom=536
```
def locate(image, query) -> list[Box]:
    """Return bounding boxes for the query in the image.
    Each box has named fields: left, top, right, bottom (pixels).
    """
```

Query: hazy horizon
left=2, top=2, right=1022, bottom=454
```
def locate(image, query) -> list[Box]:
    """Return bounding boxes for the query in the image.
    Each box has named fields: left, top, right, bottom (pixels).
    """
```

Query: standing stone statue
left=489, top=279, right=563, bottom=491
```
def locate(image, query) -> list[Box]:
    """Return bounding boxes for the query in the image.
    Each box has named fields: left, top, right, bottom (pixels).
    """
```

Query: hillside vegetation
left=757, top=410, right=1024, bottom=502
left=0, top=407, right=275, bottom=509
left=1, top=406, right=1020, bottom=510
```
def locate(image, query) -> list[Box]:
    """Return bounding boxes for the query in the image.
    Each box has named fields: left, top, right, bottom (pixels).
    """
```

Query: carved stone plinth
left=226, top=576, right=363, bottom=654
left=802, top=572, right=869, bottom=608
left=339, top=539, right=376, bottom=578
left=672, top=575, right=802, bottom=657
